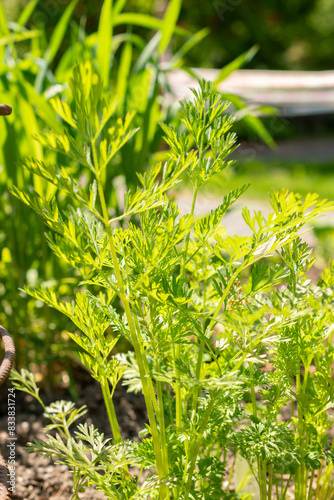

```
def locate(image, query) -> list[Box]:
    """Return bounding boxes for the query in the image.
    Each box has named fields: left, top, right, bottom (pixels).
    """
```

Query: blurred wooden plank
left=204, top=69, right=334, bottom=90
left=166, top=69, right=334, bottom=116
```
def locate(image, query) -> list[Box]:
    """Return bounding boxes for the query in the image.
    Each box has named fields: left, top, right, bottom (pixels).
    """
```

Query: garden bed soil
left=0, top=366, right=332, bottom=499
left=0, top=368, right=148, bottom=500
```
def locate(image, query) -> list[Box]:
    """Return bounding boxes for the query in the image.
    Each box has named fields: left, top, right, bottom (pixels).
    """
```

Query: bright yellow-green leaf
left=97, top=0, right=113, bottom=88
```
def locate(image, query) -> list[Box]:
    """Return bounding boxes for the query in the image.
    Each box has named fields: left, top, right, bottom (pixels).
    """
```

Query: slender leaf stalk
left=133, top=313, right=159, bottom=416
left=180, top=185, right=198, bottom=276
left=296, top=372, right=305, bottom=500
left=307, top=467, right=315, bottom=500
left=314, top=459, right=324, bottom=498
left=281, top=474, right=292, bottom=500
left=176, top=185, right=199, bottom=432
left=93, top=142, right=168, bottom=499
left=268, top=464, right=273, bottom=500
left=249, top=362, right=257, bottom=418
left=291, top=396, right=296, bottom=432
left=157, top=379, right=169, bottom=478
left=101, top=380, right=122, bottom=443
left=191, top=251, right=207, bottom=414
left=183, top=391, right=218, bottom=500
left=260, top=459, right=267, bottom=500
left=226, top=451, right=237, bottom=491
left=173, top=342, right=182, bottom=432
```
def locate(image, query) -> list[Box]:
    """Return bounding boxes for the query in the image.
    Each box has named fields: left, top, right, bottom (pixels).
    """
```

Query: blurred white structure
left=167, top=69, right=334, bottom=116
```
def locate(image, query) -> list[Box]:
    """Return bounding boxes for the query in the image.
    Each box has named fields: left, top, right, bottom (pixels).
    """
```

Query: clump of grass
left=11, top=66, right=334, bottom=500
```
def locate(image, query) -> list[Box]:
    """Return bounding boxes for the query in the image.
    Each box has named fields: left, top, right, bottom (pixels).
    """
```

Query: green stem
left=281, top=475, right=283, bottom=499
left=93, top=145, right=168, bottom=499
left=181, top=185, right=198, bottom=276
left=296, top=372, right=305, bottom=500
left=296, top=465, right=300, bottom=500
left=133, top=313, right=159, bottom=416
left=175, top=185, right=200, bottom=497
left=291, top=396, right=296, bottom=432
left=101, top=380, right=122, bottom=443
left=260, top=459, right=267, bottom=500
left=191, top=252, right=208, bottom=415
left=183, top=391, right=218, bottom=500
left=249, top=362, right=257, bottom=418
left=173, top=342, right=182, bottom=430
left=175, top=188, right=199, bottom=435
left=31, top=392, right=69, bottom=440
left=257, top=458, right=262, bottom=496
left=281, top=474, right=292, bottom=500
left=307, top=467, right=315, bottom=500
left=208, top=268, right=243, bottom=330
left=226, top=451, right=237, bottom=491
left=320, top=471, right=332, bottom=500
left=304, top=464, right=309, bottom=500
left=324, top=478, right=334, bottom=500
left=191, top=329, right=204, bottom=410
left=314, top=458, right=324, bottom=498
left=268, top=464, right=273, bottom=500
left=157, top=379, right=169, bottom=477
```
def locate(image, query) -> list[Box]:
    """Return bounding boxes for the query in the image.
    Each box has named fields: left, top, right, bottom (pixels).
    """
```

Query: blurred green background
left=1, top=0, right=334, bottom=388
left=3, top=0, right=334, bottom=70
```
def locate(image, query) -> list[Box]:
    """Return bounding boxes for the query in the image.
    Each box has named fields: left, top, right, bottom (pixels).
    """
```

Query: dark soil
left=1, top=365, right=333, bottom=499
left=0, top=368, right=148, bottom=500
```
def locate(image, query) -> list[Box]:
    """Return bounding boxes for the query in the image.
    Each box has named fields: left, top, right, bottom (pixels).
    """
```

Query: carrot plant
left=11, top=62, right=334, bottom=499
left=0, top=0, right=268, bottom=371
left=0, top=0, right=204, bottom=368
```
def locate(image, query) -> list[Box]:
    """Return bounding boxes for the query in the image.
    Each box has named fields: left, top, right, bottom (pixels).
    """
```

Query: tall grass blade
left=2, top=120, right=19, bottom=185
left=45, top=0, right=79, bottom=65
left=114, top=0, right=127, bottom=17
left=222, top=92, right=275, bottom=148
left=0, top=3, right=10, bottom=38
left=214, top=45, right=259, bottom=86
left=116, top=40, right=132, bottom=106
left=115, top=12, right=189, bottom=37
left=18, top=0, right=39, bottom=28
left=18, top=78, right=62, bottom=132
left=158, top=0, right=182, bottom=56
left=113, top=32, right=145, bottom=52
left=132, top=31, right=160, bottom=74
left=136, top=67, right=160, bottom=169
left=17, top=94, right=43, bottom=163
left=35, top=0, right=78, bottom=92
left=171, top=27, right=210, bottom=68
left=97, top=0, right=114, bottom=88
